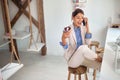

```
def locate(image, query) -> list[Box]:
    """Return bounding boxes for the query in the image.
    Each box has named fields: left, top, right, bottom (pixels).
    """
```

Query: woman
left=60, top=8, right=102, bottom=68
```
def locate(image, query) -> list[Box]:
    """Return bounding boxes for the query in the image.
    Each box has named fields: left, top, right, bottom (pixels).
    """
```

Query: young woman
left=60, top=8, right=102, bottom=68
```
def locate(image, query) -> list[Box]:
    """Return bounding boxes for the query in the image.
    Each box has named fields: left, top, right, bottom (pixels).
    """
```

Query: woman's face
left=72, top=13, right=84, bottom=27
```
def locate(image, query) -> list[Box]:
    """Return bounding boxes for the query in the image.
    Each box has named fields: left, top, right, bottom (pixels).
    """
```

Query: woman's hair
left=72, top=8, right=84, bottom=17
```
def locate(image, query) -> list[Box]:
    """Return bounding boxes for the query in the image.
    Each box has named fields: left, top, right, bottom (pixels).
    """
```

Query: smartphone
left=82, top=19, right=86, bottom=26
left=63, top=26, right=71, bottom=33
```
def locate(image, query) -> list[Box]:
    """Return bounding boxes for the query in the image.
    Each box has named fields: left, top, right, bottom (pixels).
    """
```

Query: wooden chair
left=88, top=41, right=99, bottom=80
left=93, top=47, right=104, bottom=80
left=96, top=47, right=104, bottom=54
left=68, top=65, right=88, bottom=80
left=89, top=41, right=104, bottom=80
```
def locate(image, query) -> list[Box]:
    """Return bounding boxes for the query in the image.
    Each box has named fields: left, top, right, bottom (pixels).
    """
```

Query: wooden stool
left=68, top=65, right=88, bottom=80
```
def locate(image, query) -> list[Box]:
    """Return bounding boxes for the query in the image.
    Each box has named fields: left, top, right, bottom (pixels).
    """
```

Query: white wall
left=43, top=0, right=119, bottom=55
left=113, top=0, right=120, bottom=24
left=0, top=1, right=9, bottom=50
left=0, top=0, right=120, bottom=55
left=84, top=0, right=115, bottom=46
left=43, top=0, right=73, bottom=55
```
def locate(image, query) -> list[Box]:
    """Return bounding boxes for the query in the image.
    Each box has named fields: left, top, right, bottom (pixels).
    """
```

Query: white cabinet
left=99, top=28, right=120, bottom=80
left=114, top=43, right=120, bottom=72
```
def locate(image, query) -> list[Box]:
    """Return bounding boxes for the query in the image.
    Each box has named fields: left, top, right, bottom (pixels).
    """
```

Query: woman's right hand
left=62, top=29, right=71, bottom=45
left=62, top=30, right=71, bottom=38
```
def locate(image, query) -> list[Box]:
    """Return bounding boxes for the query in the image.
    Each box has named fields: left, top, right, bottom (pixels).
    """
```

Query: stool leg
left=74, top=74, right=76, bottom=80
left=85, top=73, right=88, bottom=80
left=93, top=70, right=96, bottom=80
left=68, top=72, right=71, bottom=80
left=78, top=75, right=81, bottom=80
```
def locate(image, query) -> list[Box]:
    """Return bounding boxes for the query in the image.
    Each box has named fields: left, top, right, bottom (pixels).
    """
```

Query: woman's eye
left=77, top=17, right=81, bottom=19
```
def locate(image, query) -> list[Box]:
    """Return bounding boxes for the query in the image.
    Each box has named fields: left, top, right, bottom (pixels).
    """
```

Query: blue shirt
left=60, top=27, right=92, bottom=49
left=74, top=27, right=83, bottom=48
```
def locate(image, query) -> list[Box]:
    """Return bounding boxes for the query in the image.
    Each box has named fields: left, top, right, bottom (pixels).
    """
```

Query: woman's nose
left=80, top=19, right=83, bottom=22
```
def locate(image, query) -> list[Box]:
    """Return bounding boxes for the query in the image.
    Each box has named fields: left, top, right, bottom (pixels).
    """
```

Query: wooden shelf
left=1, top=63, right=23, bottom=80
left=27, top=42, right=45, bottom=52
left=4, top=31, right=31, bottom=40
left=112, top=24, right=120, bottom=26
left=0, top=41, right=23, bottom=80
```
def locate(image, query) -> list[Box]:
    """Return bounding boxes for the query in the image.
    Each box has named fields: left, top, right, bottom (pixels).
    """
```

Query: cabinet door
left=114, top=45, right=120, bottom=72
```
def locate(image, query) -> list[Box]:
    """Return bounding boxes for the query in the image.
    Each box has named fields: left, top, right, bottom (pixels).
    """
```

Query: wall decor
left=72, top=0, right=87, bottom=9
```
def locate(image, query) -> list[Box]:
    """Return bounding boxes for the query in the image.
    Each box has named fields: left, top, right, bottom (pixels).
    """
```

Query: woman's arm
left=84, top=17, right=92, bottom=45
left=84, top=17, right=90, bottom=33
left=60, top=27, right=71, bottom=49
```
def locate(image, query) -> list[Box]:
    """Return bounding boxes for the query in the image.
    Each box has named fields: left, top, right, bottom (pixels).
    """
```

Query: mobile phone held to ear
left=63, top=26, right=71, bottom=33
left=82, top=19, right=86, bottom=26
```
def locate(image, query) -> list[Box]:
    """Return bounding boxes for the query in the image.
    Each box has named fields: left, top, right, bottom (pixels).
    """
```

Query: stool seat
left=68, top=65, right=88, bottom=80
left=68, top=65, right=87, bottom=74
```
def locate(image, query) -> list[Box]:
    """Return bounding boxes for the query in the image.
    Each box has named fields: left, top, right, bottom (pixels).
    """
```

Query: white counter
left=99, top=28, right=120, bottom=80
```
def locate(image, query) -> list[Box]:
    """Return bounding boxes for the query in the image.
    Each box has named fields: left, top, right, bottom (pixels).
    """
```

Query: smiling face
left=72, top=13, right=84, bottom=27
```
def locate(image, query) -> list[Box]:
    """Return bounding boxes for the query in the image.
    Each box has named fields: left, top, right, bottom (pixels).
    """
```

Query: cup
left=63, top=26, right=71, bottom=33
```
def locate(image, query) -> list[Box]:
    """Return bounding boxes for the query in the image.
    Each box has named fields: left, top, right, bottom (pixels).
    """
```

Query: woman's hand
left=62, top=29, right=71, bottom=45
